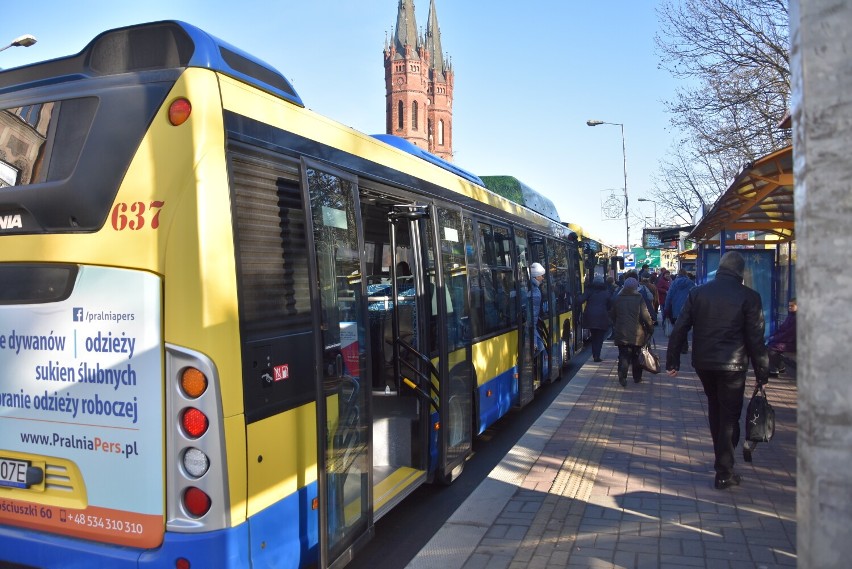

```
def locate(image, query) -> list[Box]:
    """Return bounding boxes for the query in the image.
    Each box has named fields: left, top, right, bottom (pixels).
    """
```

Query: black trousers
left=590, top=328, right=607, bottom=359
left=768, top=349, right=786, bottom=371
left=696, top=369, right=747, bottom=479
left=617, top=344, right=643, bottom=381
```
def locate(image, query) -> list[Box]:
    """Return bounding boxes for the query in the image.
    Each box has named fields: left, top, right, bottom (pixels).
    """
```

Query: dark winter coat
left=767, top=311, right=796, bottom=353
left=665, top=268, right=769, bottom=376
left=609, top=289, right=654, bottom=347
left=580, top=282, right=612, bottom=330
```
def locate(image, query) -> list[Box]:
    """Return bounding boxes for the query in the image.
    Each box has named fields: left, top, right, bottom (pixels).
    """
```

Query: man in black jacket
left=665, top=251, right=770, bottom=490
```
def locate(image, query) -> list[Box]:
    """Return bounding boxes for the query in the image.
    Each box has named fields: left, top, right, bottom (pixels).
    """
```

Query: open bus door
left=386, top=204, right=472, bottom=487
left=529, top=235, right=558, bottom=383
left=301, top=161, right=372, bottom=569
left=431, top=206, right=473, bottom=483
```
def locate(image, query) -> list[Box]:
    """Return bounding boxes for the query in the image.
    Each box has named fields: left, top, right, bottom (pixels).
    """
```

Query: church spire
left=384, top=0, right=453, bottom=161
left=393, top=0, right=421, bottom=59
left=425, top=0, right=445, bottom=81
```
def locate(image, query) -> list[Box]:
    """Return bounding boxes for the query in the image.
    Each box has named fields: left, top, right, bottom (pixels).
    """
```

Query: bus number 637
left=111, top=201, right=165, bottom=231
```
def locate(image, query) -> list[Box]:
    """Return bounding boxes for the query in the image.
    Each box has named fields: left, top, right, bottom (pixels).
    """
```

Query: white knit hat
left=530, top=262, right=546, bottom=277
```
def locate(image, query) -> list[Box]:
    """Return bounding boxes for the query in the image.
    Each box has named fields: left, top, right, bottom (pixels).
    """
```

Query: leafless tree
left=654, top=0, right=790, bottom=221
left=650, top=138, right=733, bottom=226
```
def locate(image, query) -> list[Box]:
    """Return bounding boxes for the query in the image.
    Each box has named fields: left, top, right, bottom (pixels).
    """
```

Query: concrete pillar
left=790, top=1, right=852, bottom=567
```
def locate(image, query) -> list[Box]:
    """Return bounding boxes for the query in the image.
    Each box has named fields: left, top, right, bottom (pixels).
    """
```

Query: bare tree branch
left=654, top=0, right=790, bottom=221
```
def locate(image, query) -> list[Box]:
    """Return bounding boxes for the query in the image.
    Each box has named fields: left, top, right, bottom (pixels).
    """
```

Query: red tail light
left=183, top=487, right=211, bottom=517
left=181, top=408, right=209, bottom=438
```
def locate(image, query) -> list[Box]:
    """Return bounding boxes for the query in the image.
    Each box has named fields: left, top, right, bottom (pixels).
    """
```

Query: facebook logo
left=73, top=307, right=84, bottom=322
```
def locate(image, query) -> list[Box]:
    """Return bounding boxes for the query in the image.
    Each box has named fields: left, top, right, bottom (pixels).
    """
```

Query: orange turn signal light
left=180, top=368, right=208, bottom=399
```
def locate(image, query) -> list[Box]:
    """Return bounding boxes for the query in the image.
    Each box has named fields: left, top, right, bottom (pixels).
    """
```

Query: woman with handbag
left=609, top=277, right=655, bottom=386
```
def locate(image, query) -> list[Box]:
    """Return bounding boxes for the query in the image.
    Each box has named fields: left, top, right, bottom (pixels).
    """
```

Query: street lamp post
left=637, top=198, right=657, bottom=227
left=0, top=34, right=37, bottom=53
left=587, top=119, right=629, bottom=250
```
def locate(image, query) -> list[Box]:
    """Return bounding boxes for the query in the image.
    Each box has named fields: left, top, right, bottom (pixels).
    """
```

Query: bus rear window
left=0, top=264, right=78, bottom=304
left=0, top=97, right=97, bottom=188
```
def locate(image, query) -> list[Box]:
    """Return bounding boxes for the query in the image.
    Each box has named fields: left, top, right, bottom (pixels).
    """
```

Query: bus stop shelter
left=686, top=145, right=795, bottom=332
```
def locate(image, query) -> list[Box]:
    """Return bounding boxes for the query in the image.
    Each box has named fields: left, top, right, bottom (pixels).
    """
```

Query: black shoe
left=593, top=358, right=603, bottom=362
left=714, top=473, right=742, bottom=490
left=618, top=374, right=627, bottom=387
left=633, top=377, right=643, bottom=383
left=768, top=369, right=779, bottom=377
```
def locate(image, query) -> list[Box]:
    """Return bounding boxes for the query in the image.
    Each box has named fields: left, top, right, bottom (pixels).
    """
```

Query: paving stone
left=660, top=554, right=706, bottom=566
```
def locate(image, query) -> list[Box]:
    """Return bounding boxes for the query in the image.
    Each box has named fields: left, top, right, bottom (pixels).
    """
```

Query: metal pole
left=619, top=123, right=629, bottom=250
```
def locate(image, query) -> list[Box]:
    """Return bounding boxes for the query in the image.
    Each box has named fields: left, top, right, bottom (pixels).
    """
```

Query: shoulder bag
left=639, top=336, right=661, bottom=374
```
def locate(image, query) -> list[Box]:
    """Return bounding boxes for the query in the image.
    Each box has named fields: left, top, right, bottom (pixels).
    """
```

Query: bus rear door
left=431, top=206, right=472, bottom=484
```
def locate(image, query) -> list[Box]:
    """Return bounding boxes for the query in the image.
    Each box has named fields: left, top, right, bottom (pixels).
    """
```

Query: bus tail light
left=183, top=487, right=211, bottom=517
left=181, top=408, right=209, bottom=438
left=168, top=98, right=192, bottom=126
left=166, top=345, right=229, bottom=533
left=183, top=448, right=210, bottom=478
left=180, top=368, right=207, bottom=398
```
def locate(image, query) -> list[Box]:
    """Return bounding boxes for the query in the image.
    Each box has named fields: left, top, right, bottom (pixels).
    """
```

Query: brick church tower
left=384, top=0, right=454, bottom=161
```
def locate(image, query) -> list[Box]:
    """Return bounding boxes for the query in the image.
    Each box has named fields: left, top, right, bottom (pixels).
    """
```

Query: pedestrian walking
left=625, top=269, right=655, bottom=320
left=609, top=277, right=654, bottom=386
left=605, top=275, right=617, bottom=295
left=655, top=269, right=671, bottom=323
left=665, top=251, right=770, bottom=490
left=641, top=275, right=660, bottom=324
left=579, top=276, right=612, bottom=362
left=664, top=268, right=695, bottom=352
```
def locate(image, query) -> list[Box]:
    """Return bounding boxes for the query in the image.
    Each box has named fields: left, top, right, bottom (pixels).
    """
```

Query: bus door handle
left=335, top=353, right=344, bottom=377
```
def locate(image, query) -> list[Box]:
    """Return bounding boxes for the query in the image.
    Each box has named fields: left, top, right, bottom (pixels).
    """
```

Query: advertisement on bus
left=0, top=266, right=164, bottom=548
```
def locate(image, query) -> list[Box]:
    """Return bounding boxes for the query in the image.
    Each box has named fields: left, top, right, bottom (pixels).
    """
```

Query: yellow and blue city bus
left=482, top=176, right=585, bottom=363
left=0, top=21, right=583, bottom=569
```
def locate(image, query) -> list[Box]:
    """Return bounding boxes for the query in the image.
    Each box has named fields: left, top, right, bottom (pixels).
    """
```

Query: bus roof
left=0, top=21, right=303, bottom=107
left=479, top=176, right=562, bottom=223
left=370, top=134, right=485, bottom=187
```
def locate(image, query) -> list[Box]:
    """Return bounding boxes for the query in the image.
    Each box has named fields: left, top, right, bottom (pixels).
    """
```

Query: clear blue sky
left=2, top=0, right=680, bottom=248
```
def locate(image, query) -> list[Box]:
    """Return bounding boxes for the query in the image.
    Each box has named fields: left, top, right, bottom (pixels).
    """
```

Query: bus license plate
left=0, top=457, right=31, bottom=489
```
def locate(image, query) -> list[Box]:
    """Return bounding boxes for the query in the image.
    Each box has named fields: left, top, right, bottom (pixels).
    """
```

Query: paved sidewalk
left=407, top=327, right=797, bottom=569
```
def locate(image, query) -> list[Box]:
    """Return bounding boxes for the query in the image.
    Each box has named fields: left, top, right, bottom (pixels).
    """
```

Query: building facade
left=383, top=0, right=454, bottom=161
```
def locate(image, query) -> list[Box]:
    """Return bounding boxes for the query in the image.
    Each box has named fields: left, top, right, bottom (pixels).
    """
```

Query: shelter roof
left=688, top=145, right=793, bottom=244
